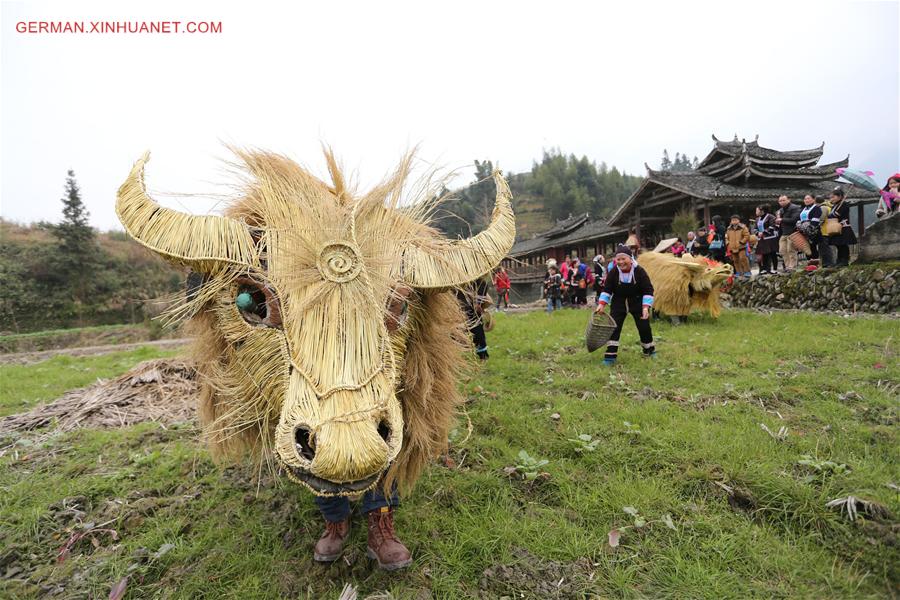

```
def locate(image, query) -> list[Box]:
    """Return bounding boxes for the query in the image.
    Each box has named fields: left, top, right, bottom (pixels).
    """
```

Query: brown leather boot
left=313, top=518, right=350, bottom=562
left=366, top=507, right=412, bottom=570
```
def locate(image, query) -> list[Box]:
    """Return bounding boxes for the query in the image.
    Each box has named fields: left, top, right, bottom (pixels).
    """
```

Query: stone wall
left=858, top=213, right=900, bottom=264
left=727, top=263, right=900, bottom=313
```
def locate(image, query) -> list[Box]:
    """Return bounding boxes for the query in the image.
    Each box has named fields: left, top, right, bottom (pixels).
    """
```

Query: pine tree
left=660, top=150, right=672, bottom=171
left=53, top=170, right=95, bottom=256
left=51, top=170, right=97, bottom=324
left=659, top=150, right=698, bottom=172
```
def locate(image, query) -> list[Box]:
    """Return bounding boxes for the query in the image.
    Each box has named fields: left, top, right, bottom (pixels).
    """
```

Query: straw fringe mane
left=385, top=290, right=468, bottom=493
left=638, top=252, right=700, bottom=317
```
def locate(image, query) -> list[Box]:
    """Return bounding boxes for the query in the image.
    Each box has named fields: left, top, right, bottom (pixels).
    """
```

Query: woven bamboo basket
left=481, top=309, right=495, bottom=332
left=585, top=311, right=617, bottom=353
left=789, top=231, right=811, bottom=255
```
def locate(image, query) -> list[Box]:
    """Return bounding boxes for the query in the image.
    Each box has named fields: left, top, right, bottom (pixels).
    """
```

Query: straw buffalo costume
left=638, top=252, right=733, bottom=319
left=114, top=150, right=515, bottom=570
left=596, top=246, right=656, bottom=365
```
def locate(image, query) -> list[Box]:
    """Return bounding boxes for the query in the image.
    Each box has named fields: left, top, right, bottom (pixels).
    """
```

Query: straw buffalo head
left=116, top=150, right=514, bottom=495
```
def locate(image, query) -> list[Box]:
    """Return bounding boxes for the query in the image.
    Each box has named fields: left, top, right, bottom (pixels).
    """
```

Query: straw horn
left=402, top=170, right=515, bottom=288
left=116, top=152, right=258, bottom=272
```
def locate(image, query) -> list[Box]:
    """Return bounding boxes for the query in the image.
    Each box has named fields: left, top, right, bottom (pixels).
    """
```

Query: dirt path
left=0, top=338, right=193, bottom=366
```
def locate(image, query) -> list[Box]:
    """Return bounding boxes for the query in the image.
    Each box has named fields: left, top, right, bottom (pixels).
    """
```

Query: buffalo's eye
left=235, top=277, right=283, bottom=328
left=385, top=286, right=412, bottom=332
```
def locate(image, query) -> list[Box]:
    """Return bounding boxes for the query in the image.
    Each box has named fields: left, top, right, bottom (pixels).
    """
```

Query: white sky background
left=1, top=0, right=898, bottom=231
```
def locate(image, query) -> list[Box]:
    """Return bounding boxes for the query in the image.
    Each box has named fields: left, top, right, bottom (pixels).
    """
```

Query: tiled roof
left=610, top=136, right=879, bottom=226
left=607, top=171, right=879, bottom=226
left=644, top=170, right=878, bottom=201
left=509, top=218, right=627, bottom=256
left=698, top=135, right=824, bottom=169
left=542, top=213, right=590, bottom=238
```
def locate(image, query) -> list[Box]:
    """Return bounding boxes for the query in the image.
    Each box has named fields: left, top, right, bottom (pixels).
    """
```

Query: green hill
left=0, top=220, right=183, bottom=334
left=434, top=152, right=643, bottom=241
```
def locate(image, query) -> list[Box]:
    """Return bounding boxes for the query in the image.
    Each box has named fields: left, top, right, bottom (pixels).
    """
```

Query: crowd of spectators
left=514, top=180, right=894, bottom=314
left=673, top=186, right=861, bottom=275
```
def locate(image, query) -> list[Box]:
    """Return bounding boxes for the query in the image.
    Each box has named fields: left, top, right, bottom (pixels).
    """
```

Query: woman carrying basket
left=827, top=187, right=857, bottom=267
left=594, top=245, right=656, bottom=366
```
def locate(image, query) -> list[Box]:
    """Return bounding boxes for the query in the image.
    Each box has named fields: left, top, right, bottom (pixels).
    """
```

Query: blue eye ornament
left=236, top=291, right=257, bottom=313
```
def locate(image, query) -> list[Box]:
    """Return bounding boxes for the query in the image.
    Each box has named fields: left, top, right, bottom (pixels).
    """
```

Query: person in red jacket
left=493, top=266, right=511, bottom=309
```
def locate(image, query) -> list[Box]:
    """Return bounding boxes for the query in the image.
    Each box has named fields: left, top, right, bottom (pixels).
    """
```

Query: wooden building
left=608, top=135, right=880, bottom=247
left=504, top=136, right=881, bottom=299
left=502, top=214, right=626, bottom=281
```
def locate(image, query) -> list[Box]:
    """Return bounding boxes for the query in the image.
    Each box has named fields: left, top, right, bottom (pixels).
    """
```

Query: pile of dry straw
left=0, top=359, right=198, bottom=435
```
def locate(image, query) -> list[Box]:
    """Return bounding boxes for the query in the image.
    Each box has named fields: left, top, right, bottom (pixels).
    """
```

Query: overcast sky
left=2, top=0, right=898, bottom=231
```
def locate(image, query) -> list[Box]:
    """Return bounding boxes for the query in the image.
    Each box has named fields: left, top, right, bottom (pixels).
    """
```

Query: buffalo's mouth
left=286, top=466, right=383, bottom=496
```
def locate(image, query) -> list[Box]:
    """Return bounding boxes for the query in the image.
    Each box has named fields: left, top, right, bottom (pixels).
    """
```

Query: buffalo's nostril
left=294, top=426, right=316, bottom=461
left=377, top=420, right=391, bottom=444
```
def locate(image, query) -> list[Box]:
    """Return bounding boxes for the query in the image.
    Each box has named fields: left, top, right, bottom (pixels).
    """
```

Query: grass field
left=1, top=309, right=898, bottom=599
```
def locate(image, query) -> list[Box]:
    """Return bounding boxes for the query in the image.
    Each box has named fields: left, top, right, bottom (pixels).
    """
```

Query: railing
left=507, top=264, right=548, bottom=281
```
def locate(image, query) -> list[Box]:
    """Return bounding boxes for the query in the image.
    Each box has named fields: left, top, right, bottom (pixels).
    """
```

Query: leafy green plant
left=798, top=455, right=850, bottom=475
left=513, top=450, right=550, bottom=480
left=569, top=433, right=601, bottom=452
left=623, top=421, right=642, bottom=436
left=623, top=506, right=647, bottom=528
left=608, top=507, right=678, bottom=548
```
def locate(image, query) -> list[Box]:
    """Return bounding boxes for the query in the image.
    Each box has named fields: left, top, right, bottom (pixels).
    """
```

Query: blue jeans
left=314, top=485, right=399, bottom=523
left=546, top=297, right=562, bottom=312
